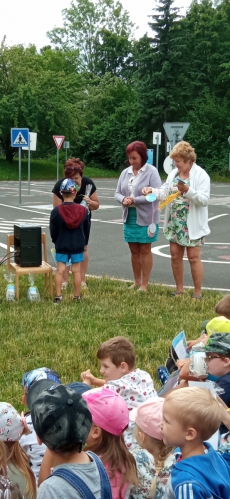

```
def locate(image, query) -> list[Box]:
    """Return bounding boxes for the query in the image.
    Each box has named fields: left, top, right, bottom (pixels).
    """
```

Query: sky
left=1, top=0, right=192, bottom=49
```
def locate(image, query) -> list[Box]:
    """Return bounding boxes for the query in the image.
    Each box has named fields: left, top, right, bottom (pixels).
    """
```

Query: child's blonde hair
left=97, top=336, right=135, bottom=369
left=6, top=428, right=36, bottom=499
left=165, top=387, right=221, bottom=440
left=215, top=295, right=230, bottom=319
left=134, top=425, right=173, bottom=498
left=87, top=424, right=138, bottom=499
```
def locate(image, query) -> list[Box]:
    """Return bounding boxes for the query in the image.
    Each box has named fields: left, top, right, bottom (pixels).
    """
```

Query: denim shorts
left=56, top=253, right=84, bottom=264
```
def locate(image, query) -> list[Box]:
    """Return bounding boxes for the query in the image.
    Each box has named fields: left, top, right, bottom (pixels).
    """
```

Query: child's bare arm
left=187, top=334, right=208, bottom=351
left=80, top=369, right=105, bottom=387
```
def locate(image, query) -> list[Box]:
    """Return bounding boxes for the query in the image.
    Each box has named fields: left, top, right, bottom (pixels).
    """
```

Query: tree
left=0, top=39, right=86, bottom=162
left=133, top=0, right=186, bottom=148
left=47, top=0, right=134, bottom=75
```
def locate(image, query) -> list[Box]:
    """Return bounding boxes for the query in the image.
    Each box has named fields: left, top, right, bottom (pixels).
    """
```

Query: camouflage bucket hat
left=205, top=333, right=230, bottom=356
left=28, top=380, right=92, bottom=451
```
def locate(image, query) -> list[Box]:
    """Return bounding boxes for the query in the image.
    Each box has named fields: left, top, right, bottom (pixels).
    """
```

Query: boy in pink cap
left=81, top=336, right=156, bottom=449
left=129, top=397, right=175, bottom=499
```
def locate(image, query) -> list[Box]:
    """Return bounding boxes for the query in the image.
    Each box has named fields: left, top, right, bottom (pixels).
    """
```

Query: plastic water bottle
left=6, top=284, right=15, bottom=301
left=28, top=286, right=40, bottom=301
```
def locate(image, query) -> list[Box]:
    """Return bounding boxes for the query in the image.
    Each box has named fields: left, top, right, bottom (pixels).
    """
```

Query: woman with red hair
left=52, top=158, right=99, bottom=288
left=115, top=141, right=161, bottom=290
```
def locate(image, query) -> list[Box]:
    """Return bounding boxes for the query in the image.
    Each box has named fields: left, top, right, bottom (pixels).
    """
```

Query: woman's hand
left=123, top=197, right=134, bottom=206
left=142, top=187, right=153, bottom=196
left=86, top=191, right=99, bottom=211
left=177, top=181, right=189, bottom=194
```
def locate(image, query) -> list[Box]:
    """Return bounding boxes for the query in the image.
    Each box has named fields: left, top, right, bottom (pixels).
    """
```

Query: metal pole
left=229, top=153, right=230, bottom=172
left=19, top=148, right=22, bottom=204
left=28, top=136, right=31, bottom=194
left=156, top=135, right=159, bottom=170
left=57, top=148, right=59, bottom=181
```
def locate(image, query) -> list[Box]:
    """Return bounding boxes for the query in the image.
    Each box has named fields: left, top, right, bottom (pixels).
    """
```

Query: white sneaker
left=81, top=282, right=88, bottom=288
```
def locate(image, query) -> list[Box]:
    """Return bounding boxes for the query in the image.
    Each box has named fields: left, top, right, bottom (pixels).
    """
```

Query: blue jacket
left=49, top=202, right=89, bottom=254
left=164, top=443, right=230, bottom=499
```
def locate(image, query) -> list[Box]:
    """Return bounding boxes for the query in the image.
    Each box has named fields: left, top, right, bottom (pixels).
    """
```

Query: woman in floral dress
left=142, top=141, right=210, bottom=299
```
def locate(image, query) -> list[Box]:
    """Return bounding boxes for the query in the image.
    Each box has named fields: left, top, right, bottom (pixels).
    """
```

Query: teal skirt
left=124, top=208, right=159, bottom=243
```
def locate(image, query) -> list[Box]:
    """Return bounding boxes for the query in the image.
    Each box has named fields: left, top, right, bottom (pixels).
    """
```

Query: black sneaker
left=73, top=296, right=81, bottom=301
left=54, top=296, right=63, bottom=304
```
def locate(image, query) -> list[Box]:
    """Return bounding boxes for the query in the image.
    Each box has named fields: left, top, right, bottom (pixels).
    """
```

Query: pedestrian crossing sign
left=11, top=128, right=29, bottom=147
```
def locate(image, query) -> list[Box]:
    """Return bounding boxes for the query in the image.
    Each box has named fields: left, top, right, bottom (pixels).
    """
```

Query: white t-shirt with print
left=20, top=413, right=46, bottom=484
left=105, top=368, right=156, bottom=450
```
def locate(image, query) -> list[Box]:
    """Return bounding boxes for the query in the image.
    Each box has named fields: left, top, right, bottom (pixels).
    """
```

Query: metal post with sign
left=163, top=122, right=190, bottom=149
left=63, top=141, right=70, bottom=161
left=53, top=136, right=65, bottom=180
left=11, top=128, right=29, bottom=204
left=22, top=132, right=37, bottom=194
left=153, top=132, right=161, bottom=170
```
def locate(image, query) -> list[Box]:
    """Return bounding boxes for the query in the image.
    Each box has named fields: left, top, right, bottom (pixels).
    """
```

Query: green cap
left=205, top=333, right=230, bottom=356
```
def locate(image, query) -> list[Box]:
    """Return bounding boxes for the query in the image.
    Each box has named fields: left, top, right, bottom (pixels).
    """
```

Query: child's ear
left=223, top=357, right=230, bottom=368
left=91, top=425, right=102, bottom=440
left=22, top=393, right=27, bottom=406
left=185, top=427, right=197, bottom=441
left=120, top=362, right=129, bottom=374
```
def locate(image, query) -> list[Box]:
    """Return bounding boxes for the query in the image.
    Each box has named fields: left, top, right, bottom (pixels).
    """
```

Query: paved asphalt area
left=0, top=179, right=229, bottom=291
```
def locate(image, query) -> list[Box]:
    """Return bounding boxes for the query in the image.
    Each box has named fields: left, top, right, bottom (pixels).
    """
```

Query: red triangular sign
left=53, top=135, right=65, bottom=149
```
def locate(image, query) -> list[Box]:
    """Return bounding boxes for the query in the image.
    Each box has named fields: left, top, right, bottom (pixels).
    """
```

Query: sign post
left=63, top=141, right=70, bottom=161
left=163, top=122, right=190, bottom=149
left=11, top=128, right=29, bottom=204
left=153, top=132, right=161, bottom=170
left=22, top=132, right=37, bottom=194
left=53, top=136, right=65, bottom=180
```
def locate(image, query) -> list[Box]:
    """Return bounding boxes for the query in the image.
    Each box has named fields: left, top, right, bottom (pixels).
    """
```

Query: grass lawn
left=0, top=266, right=224, bottom=412
left=0, top=157, right=229, bottom=181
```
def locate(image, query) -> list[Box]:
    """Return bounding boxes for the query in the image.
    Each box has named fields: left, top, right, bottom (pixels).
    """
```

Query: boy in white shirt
left=81, top=336, right=156, bottom=449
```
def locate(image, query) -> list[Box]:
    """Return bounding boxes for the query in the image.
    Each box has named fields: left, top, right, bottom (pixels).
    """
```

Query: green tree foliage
left=73, top=73, right=143, bottom=169
left=47, top=0, right=134, bottom=76
left=135, top=0, right=185, bottom=124
left=0, top=39, right=85, bottom=161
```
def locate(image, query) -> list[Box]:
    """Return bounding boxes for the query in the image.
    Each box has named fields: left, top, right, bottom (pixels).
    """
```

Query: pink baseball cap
left=129, top=396, right=164, bottom=440
left=82, top=388, right=129, bottom=436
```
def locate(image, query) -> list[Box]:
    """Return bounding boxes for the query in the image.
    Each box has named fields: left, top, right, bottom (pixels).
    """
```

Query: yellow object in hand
left=158, top=191, right=181, bottom=210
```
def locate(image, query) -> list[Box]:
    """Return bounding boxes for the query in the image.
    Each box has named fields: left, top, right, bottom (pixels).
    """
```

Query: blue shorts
left=56, top=253, right=84, bottom=264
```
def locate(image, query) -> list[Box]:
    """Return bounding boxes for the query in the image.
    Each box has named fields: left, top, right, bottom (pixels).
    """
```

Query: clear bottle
left=28, top=274, right=40, bottom=301
left=6, top=284, right=15, bottom=301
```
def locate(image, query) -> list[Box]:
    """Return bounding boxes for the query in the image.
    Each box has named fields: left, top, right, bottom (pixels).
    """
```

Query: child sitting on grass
left=0, top=402, right=36, bottom=499
left=81, top=336, right=156, bottom=449
left=28, top=379, right=112, bottom=499
left=160, top=387, right=230, bottom=499
left=186, top=293, right=230, bottom=351
left=20, top=367, right=61, bottom=484
left=49, top=178, right=89, bottom=303
left=129, top=397, right=174, bottom=499
left=38, top=387, right=138, bottom=498
left=83, top=387, right=138, bottom=498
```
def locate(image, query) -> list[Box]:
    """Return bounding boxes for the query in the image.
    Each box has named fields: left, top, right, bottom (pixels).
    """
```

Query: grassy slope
left=0, top=157, right=229, bottom=181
